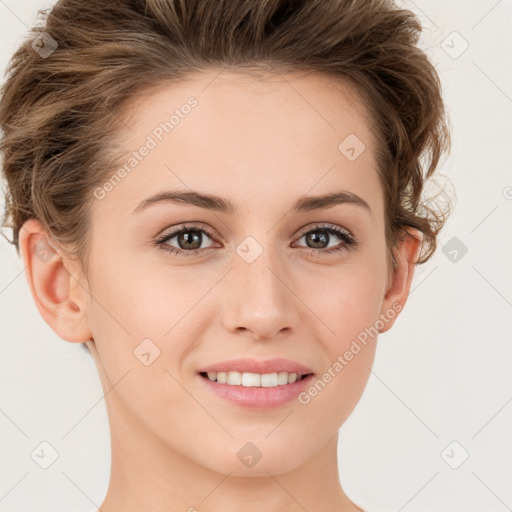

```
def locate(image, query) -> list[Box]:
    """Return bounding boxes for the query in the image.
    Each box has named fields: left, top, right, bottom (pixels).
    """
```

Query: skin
left=19, top=69, right=422, bottom=512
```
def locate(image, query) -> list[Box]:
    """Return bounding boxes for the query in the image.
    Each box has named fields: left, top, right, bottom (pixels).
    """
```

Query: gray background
left=1, top=1, right=511, bottom=511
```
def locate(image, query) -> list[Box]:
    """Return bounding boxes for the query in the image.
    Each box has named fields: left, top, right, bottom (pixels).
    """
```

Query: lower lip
left=198, top=373, right=315, bottom=410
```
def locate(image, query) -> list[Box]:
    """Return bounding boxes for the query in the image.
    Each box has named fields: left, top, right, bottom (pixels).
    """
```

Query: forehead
left=97, top=68, right=383, bottom=220
left=121, top=68, right=376, bottom=149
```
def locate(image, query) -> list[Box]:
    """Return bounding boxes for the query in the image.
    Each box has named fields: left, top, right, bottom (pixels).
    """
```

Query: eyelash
left=154, top=222, right=357, bottom=258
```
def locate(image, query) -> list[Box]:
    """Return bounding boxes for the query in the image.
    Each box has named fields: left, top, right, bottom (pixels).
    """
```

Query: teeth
left=242, top=372, right=260, bottom=387
left=207, top=371, right=220, bottom=382
left=227, top=371, right=242, bottom=385
left=204, top=371, right=305, bottom=387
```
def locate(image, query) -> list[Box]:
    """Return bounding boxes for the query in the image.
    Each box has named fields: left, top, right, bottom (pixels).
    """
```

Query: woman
left=0, top=0, right=451, bottom=510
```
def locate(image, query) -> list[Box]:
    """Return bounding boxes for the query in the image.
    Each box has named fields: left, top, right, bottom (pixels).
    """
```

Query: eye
left=293, top=223, right=356, bottom=255
left=155, top=223, right=218, bottom=257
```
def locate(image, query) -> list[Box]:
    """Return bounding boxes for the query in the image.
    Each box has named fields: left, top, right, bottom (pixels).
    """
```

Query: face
left=25, top=69, right=417, bottom=477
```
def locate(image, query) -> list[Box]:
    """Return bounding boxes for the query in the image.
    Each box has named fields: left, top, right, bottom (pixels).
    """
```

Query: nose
left=222, top=246, right=301, bottom=341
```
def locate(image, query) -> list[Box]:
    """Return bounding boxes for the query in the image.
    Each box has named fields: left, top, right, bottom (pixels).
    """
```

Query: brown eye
left=294, top=224, right=356, bottom=255
left=156, top=224, right=217, bottom=257
left=161, top=228, right=213, bottom=251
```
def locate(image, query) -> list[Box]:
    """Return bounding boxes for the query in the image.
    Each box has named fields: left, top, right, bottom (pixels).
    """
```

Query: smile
left=199, top=371, right=313, bottom=387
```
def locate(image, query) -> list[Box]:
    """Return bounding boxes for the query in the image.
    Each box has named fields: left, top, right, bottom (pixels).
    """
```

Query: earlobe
left=379, top=227, right=423, bottom=334
left=18, top=219, right=92, bottom=344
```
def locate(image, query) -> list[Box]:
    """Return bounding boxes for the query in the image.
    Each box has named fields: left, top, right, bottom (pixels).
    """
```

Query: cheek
left=85, top=253, right=212, bottom=380
left=87, top=249, right=186, bottom=334
left=294, top=262, right=385, bottom=412
left=302, top=260, right=386, bottom=342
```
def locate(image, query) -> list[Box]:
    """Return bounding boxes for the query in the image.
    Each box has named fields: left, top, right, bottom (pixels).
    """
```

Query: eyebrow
left=131, top=189, right=371, bottom=215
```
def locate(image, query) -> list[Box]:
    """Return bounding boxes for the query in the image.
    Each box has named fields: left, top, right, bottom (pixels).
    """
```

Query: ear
left=18, top=218, right=93, bottom=344
left=378, top=227, right=423, bottom=334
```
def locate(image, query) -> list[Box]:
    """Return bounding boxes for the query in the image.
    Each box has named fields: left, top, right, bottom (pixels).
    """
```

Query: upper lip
left=197, top=358, right=314, bottom=376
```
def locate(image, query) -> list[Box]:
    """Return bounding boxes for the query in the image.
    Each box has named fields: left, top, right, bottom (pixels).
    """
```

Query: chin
left=191, top=436, right=314, bottom=477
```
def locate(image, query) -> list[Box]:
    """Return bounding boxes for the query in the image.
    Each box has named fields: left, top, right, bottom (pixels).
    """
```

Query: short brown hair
left=0, top=0, right=452, bottom=279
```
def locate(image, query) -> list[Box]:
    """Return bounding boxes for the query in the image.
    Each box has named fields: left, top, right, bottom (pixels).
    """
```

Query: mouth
left=197, top=370, right=315, bottom=410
